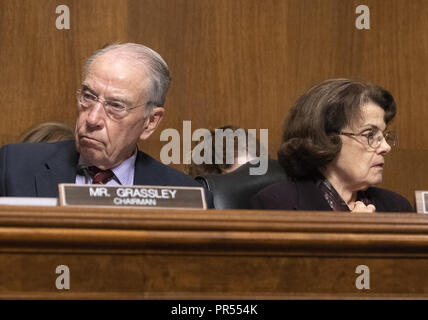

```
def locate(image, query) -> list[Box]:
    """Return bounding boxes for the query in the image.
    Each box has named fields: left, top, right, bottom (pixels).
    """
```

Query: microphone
left=76, top=164, right=90, bottom=184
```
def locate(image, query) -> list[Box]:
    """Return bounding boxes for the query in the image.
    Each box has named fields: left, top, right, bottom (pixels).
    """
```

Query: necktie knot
left=88, top=166, right=115, bottom=184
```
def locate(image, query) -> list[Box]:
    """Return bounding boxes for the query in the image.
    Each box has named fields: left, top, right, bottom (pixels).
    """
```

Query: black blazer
left=251, top=179, right=414, bottom=212
left=0, top=140, right=213, bottom=207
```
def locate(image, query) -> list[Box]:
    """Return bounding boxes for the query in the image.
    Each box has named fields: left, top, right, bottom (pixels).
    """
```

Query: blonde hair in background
left=19, top=122, right=75, bottom=143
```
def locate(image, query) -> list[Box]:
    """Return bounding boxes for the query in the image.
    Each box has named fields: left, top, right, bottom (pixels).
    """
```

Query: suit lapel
left=133, top=150, right=164, bottom=186
left=133, top=150, right=147, bottom=185
left=35, top=141, right=79, bottom=197
left=296, top=180, right=332, bottom=211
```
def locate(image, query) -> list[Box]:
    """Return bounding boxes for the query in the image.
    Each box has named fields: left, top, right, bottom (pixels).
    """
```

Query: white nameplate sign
left=0, top=197, right=58, bottom=206
left=58, top=184, right=207, bottom=209
left=415, top=191, right=428, bottom=214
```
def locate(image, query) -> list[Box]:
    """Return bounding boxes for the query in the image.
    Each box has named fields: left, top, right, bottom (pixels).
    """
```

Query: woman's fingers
left=350, top=201, right=376, bottom=213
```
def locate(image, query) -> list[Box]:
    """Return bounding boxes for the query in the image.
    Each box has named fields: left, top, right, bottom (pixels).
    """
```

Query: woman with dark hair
left=252, top=78, right=413, bottom=212
left=186, top=125, right=264, bottom=177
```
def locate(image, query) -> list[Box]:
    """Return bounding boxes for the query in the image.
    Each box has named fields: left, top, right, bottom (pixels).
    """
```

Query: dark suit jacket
left=251, top=179, right=414, bottom=212
left=0, top=140, right=213, bottom=207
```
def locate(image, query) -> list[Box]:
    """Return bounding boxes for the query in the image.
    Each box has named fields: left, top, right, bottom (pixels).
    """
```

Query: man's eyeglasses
left=76, top=89, right=146, bottom=120
left=340, top=128, right=397, bottom=149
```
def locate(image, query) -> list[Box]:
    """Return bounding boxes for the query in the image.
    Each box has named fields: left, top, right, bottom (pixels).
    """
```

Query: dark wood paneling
left=0, top=0, right=128, bottom=144
left=1, top=0, right=427, bottom=203
left=380, top=149, right=428, bottom=205
left=0, top=206, right=427, bottom=299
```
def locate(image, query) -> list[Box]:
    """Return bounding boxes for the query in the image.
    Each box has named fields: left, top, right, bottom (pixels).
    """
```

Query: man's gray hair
left=84, top=43, right=171, bottom=110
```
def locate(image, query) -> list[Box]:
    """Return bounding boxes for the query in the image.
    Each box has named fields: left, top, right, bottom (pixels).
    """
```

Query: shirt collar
left=78, top=149, right=137, bottom=185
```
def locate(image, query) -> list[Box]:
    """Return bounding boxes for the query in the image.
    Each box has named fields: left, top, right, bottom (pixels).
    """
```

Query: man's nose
left=86, top=101, right=106, bottom=127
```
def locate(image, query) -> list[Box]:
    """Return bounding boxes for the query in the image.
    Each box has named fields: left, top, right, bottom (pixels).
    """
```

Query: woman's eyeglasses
left=340, top=128, right=397, bottom=149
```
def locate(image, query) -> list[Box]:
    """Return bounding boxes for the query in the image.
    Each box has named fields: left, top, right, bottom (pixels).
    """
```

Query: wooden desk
left=0, top=206, right=427, bottom=299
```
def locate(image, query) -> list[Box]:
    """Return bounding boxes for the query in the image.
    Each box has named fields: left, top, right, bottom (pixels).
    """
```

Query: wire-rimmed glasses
left=340, top=128, right=397, bottom=149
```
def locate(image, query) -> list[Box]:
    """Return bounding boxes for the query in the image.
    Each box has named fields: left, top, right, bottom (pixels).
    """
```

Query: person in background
left=252, top=78, right=414, bottom=212
left=0, top=42, right=212, bottom=207
left=186, top=125, right=264, bottom=177
left=19, top=122, right=74, bottom=143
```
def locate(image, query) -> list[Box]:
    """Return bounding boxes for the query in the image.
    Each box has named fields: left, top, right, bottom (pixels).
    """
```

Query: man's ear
left=139, top=107, right=165, bottom=141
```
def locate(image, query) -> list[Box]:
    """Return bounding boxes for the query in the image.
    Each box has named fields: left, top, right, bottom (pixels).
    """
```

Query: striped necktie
left=88, top=166, right=115, bottom=184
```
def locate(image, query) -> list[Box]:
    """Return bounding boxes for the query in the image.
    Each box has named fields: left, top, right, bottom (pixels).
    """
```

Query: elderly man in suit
left=0, top=43, right=212, bottom=206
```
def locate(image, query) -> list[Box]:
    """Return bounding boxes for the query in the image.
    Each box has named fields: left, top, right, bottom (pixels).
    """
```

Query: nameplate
left=415, top=191, right=428, bottom=214
left=58, top=184, right=207, bottom=209
left=0, top=197, right=58, bottom=207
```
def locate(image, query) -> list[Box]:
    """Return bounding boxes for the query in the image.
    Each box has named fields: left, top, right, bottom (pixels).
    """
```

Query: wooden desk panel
left=0, top=206, right=427, bottom=299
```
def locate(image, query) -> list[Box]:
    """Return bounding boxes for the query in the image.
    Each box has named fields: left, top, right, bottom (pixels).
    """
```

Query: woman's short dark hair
left=277, top=78, right=397, bottom=180
left=186, top=125, right=263, bottom=177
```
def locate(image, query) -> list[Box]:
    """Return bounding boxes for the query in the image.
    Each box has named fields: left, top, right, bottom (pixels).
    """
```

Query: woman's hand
left=349, top=201, right=376, bottom=212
